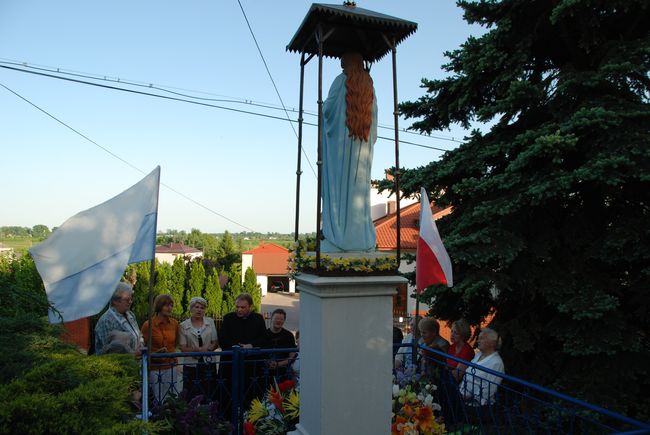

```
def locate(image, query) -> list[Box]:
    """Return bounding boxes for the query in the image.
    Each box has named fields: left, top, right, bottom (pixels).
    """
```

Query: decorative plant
left=288, top=238, right=397, bottom=276
left=244, top=379, right=299, bottom=435
left=150, top=394, right=232, bottom=435
left=392, top=366, right=446, bottom=435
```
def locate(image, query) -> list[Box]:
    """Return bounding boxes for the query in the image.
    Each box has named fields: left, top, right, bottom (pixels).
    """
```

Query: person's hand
left=240, top=343, right=253, bottom=349
left=268, top=360, right=278, bottom=369
left=156, top=347, right=168, bottom=353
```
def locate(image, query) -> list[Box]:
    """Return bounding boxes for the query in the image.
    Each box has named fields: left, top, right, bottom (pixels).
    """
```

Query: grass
left=0, top=237, right=36, bottom=251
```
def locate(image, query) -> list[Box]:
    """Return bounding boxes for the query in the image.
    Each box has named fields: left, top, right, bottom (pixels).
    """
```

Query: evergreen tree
left=203, top=269, right=223, bottom=319
left=130, top=262, right=151, bottom=324
left=170, top=256, right=186, bottom=317
left=243, top=267, right=262, bottom=313
left=153, top=262, right=172, bottom=299
left=186, top=259, right=206, bottom=316
left=221, top=264, right=241, bottom=315
left=390, top=0, right=650, bottom=417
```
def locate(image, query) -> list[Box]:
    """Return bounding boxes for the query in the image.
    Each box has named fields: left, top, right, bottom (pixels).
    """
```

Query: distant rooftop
left=155, top=242, right=201, bottom=254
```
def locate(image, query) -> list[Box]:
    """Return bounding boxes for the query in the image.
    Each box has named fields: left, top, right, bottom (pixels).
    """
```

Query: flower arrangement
left=244, top=379, right=299, bottom=435
left=288, top=238, right=398, bottom=277
left=392, top=366, right=446, bottom=435
left=150, top=394, right=232, bottom=434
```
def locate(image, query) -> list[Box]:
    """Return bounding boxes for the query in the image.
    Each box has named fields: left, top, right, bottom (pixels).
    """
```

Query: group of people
left=94, top=282, right=299, bottom=407
left=394, top=316, right=505, bottom=423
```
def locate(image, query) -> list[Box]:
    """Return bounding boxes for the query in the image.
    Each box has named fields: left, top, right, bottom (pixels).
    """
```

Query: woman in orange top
left=141, top=293, right=179, bottom=404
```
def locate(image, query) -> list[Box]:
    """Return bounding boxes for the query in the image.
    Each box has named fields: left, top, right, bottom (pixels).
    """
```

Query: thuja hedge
left=0, top=315, right=162, bottom=434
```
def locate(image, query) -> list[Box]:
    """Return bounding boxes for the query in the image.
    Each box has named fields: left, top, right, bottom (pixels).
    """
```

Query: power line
left=235, top=0, right=319, bottom=178
left=0, top=58, right=464, bottom=145
left=0, top=63, right=453, bottom=153
left=0, top=81, right=258, bottom=233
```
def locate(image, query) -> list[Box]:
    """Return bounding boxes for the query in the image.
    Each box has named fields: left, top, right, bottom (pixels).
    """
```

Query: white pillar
left=291, top=273, right=406, bottom=435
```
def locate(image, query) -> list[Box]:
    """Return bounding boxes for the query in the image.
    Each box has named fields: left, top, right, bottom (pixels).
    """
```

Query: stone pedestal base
left=291, top=273, right=407, bottom=435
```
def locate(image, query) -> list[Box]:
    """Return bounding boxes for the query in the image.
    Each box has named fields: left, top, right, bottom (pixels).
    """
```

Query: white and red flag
left=416, top=187, right=453, bottom=292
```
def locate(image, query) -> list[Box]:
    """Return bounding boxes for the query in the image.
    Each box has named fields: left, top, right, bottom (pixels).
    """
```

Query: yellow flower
left=284, top=389, right=300, bottom=419
left=247, top=398, right=268, bottom=423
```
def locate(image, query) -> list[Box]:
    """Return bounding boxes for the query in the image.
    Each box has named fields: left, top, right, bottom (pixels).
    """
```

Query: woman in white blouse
left=179, top=296, right=219, bottom=402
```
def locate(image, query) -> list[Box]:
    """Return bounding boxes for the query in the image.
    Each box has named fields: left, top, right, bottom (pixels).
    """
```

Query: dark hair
left=153, top=294, right=174, bottom=313
left=271, top=308, right=287, bottom=319
left=236, top=293, right=253, bottom=306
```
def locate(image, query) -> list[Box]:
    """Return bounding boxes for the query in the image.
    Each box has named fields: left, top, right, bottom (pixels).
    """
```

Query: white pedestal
left=291, top=273, right=407, bottom=435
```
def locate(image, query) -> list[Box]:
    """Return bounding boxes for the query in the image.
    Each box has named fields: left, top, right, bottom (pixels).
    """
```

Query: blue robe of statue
left=321, top=72, right=378, bottom=253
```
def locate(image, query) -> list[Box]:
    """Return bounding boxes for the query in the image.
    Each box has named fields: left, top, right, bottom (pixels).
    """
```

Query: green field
left=0, top=237, right=36, bottom=251
left=241, top=238, right=294, bottom=251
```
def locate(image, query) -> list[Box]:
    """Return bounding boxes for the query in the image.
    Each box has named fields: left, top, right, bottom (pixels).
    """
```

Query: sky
left=0, top=1, right=484, bottom=234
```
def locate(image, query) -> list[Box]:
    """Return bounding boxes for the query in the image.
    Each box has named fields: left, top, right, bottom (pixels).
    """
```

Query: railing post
left=141, top=347, right=149, bottom=422
left=231, top=345, right=242, bottom=434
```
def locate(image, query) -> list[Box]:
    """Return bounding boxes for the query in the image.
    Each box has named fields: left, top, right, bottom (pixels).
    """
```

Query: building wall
left=60, top=318, right=91, bottom=352
left=241, top=254, right=253, bottom=283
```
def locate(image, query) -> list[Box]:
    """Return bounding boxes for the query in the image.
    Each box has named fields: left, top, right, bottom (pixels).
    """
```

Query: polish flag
left=416, top=187, right=453, bottom=292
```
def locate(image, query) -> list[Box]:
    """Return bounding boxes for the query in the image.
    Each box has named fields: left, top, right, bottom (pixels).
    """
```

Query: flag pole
left=413, top=291, right=421, bottom=365
left=146, top=168, right=161, bottom=365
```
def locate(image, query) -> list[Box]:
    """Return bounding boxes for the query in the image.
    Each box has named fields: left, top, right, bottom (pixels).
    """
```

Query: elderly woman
left=447, top=319, right=475, bottom=382
left=459, top=328, right=505, bottom=406
left=179, top=296, right=219, bottom=402
left=94, top=282, right=142, bottom=355
left=418, top=317, right=450, bottom=378
left=141, top=294, right=179, bottom=404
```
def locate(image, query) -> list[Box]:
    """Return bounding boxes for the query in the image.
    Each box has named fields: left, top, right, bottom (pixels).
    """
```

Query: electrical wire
left=0, top=82, right=258, bottom=233
left=235, top=0, right=319, bottom=178
left=1, top=63, right=454, bottom=153
left=0, top=58, right=464, bottom=145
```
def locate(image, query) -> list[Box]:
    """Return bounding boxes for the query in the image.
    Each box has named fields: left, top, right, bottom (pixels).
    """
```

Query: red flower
left=268, top=388, right=285, bottom=413
left=278, top=379, right=295, bottom=392
left=243, top=421, right=256, bottom=435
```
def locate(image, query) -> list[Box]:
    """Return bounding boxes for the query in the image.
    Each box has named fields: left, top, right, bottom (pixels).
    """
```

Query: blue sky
left=0, top=1, right=483, bottom=234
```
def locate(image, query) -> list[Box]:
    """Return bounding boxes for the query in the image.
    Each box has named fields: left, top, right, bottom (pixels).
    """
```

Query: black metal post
left=316, top=25, right=324, bottom=271
left=391, top=39, right=402, bottom=270
left=294, top=52, right=306, bottom=242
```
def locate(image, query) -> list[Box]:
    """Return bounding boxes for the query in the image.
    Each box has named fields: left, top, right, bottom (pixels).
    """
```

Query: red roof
left=155, top=242, right=202, bottom=254
left=243, top=242, right=290, bottom=275
left=374, top=202, right=452, bottom=251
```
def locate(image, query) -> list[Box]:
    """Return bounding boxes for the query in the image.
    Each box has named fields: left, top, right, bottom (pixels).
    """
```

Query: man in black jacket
left=217, top=293, right=266, bottom=418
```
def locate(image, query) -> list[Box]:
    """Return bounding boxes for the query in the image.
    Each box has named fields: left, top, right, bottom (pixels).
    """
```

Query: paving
left=261, top=291, right=300, bottom=333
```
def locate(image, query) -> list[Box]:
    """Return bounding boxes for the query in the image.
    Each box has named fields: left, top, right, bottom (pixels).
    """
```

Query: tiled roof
left=243, top=242, right=289, bottom=255
left=243, top=242, right=290, bottom=275
left=155, top=242, right=202, bottom=254
left=374, top=202, right=452, bottom=250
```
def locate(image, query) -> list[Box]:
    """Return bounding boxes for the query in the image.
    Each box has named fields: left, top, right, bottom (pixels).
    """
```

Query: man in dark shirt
left=263, top=308, right=297, bottom=382
left=217, top=293, right=266, bottom=417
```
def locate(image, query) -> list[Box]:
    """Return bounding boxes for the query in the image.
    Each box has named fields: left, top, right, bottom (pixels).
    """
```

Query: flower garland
left=244, top=379, right=299, bottom=435
left=392, top=366, right=446, bottom=435
left=288, top=238, right=397, bottom=277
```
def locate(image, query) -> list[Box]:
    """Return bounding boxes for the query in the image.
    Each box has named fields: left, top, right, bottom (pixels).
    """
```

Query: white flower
left=393, top=384, right=400, bottom=397
left=423, top=394, right=434, bottom=406
left=431, top=402, right=442, bottom=412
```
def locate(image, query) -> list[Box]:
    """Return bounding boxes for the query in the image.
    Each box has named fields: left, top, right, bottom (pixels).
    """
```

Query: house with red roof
left=374, top=200, right=452, bottom=318
left=155, top=242, right=203, bottom=265
left=241, top=241, right=294, bottom=296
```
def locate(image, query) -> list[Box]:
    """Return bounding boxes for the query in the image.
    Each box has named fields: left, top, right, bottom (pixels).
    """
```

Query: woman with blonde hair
left=321, top=51, right=378, bottom=252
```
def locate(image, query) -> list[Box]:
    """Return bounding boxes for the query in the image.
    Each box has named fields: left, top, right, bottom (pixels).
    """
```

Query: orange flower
left=391, top=415, right=407, bottom=435
left=414, top=405, right=434, bottom=431
left=402, top=403, right=415, bottom=417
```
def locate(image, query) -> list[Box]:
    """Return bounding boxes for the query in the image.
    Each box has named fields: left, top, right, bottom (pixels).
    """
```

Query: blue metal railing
left=394, top=342, right=650, bottom=434
left=141, top=346, right=299, bottom=434
left=139, top=344, right=649, bottom=434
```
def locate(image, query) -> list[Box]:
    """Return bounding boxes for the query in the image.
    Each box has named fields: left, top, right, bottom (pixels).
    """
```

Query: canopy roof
left=287, top=3, right=417, bottom=62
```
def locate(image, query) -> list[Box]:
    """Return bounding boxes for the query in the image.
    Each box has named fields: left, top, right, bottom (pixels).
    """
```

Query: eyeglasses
left=119, top=297, right=133, bottom=303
